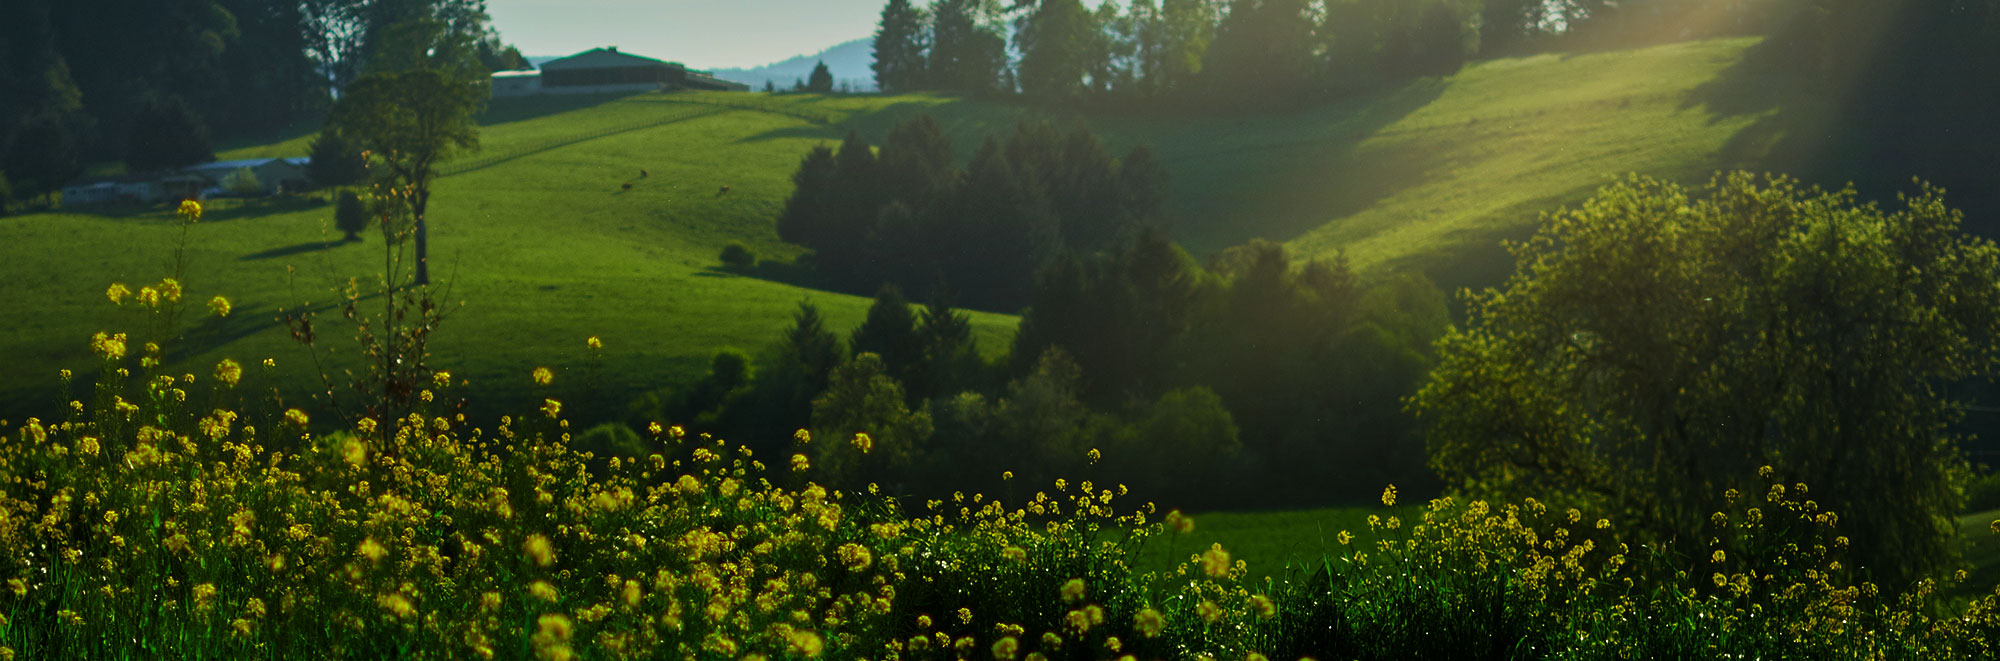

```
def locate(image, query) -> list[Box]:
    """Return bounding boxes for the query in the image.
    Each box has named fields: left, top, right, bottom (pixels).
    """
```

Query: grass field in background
left=0, top=37, right=1794, bottom=431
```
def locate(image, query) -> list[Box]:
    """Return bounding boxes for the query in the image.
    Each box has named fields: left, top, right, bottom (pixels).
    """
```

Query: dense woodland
left=0, top=0, right=525, bottom=208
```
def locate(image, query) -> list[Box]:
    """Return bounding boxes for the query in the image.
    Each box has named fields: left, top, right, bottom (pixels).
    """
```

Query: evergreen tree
left=850, top=284, right=924, bottom=385
left=335, top=190, right=368, bottom=240
left=873, top=0, right=931, bottom=93
left=124, top=95, right=215, bottom=174
left=912, top=288, right=980, bottom=400
left=777, top=145, right=838, bottom=249
left=877, top=114, right=959, bottom=210
left=808, top=61, right=836, bottom=93
left=929, top=0, right=1010, bottom=94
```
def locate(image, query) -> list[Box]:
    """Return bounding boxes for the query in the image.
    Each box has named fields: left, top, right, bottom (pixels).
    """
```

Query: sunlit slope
left=740, top=38, right=1774, bottom=285
left=0, top=93, right=1020, bottom=425
left=1, top=38, right=1772, bottom=422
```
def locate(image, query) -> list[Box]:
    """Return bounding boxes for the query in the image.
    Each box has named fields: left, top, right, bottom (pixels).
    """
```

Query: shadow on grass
left=478, top=92, right=642, bottom=128
left=240, top=237, right=354, bottom=261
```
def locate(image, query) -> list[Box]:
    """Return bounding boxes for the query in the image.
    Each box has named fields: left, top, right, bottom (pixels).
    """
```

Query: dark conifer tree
left=873, top=0, right=931, bottom=92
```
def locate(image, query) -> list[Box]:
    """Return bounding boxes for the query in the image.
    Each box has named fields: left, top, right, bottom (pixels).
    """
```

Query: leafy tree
left=808, top=61, right=836, bottom=93
left=335, top=190, right=368, bottom=240
left=222, top=167, right=263, bottom=196
left=307, top=129, right=369, bottom=188
left=326, top=19, right=486, bottom=286
left=3, top=113, right=80, bottom=203
left=874, top=0, right=931, bottom=93
left=810, top=353, right=934, bottom=492
left=1155, top=0, right=1220, bottom=93
left=1106, top=386, right=1242, bottom=505
left=1480, top=0, right=1550, bottom=56
left=1015, top=0, right=1095, bottom=99
left=763, top=80, right=776, bottom=93
left=1204, top=0, right=1318, bottom=101
left=1414, top=173, right=2000, bottom=590
left=124, top=95, right=214, bottom=174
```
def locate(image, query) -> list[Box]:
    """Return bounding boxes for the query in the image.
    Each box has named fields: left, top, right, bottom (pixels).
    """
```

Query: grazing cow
left=718, top=185, right=731, bottom=196
left=641, top=169, right=649, bottom=178
left=621, top=183, right=633, bottom=191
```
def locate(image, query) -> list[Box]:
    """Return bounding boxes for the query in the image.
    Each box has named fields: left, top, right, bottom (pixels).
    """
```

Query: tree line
left=0, top=0, right=524, bottom=213
left=871, top=0, right=1781, bottom=105
left=609, top=227, right=1446, bottom=511
left=776, top=115, right=1169, bottom=311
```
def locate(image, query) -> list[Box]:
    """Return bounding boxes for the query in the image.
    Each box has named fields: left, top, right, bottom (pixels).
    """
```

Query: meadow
left=10, top=32, right=2000, bottom=657
left=0, top=37, right=1792, bottom=430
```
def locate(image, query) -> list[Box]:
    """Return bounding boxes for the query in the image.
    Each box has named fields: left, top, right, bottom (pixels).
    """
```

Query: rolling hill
left=0, top=36, right=1809, bottom=429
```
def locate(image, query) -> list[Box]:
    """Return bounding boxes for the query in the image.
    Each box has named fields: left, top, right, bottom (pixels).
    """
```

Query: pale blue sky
left=487, top=0, right=890, bottom=69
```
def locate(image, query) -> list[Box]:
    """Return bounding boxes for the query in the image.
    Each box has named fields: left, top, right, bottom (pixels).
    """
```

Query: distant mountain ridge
left=710, top=38, right=877, bottom=92
left=524, top=39, right=876, bottom=92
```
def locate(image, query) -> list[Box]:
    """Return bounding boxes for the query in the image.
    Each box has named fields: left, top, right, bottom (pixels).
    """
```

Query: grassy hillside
left=0, top=37, right=1788, bottom=427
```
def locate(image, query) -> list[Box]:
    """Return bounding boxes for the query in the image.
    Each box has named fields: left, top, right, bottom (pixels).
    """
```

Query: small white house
left=492, top=70, right=543, bottom=97
left=181, top=158, right=311, bottom=195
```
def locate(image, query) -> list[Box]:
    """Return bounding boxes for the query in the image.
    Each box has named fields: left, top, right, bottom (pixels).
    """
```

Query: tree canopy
left=1414, top=172, right=2000, bottom=589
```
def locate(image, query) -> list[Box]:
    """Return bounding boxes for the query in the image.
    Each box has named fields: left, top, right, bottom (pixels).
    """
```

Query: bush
left=574, top=421, right=646, bottom=459
left=334, top=190, right=368, bottom=240
left=222, top=167, right=263, bottom=196
left=719, top=241, right=756, bottom=269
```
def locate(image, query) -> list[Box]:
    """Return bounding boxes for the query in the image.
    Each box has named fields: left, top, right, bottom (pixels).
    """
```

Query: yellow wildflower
left=992, top=636, right=1019, bottom=660
left=214, top=358, right=242, bottom=387
left=358, top=538, right=386, bottom=563
left=532, top=366, right=553, bottom=385
left=1134, top=608, right=1164, bottom=638
left=530, top=581, right=559, bottom=602
left=524, top=534, right=556, bottom=567
left=107, top=283, right=130, bottom=305
left=791, top=453, right=810, bottom=472
left=851, top=432, right=873, bottom=454
left=208, top=295, right=231, bottom=317
left=379, top=593, right=414, bottom=618
left=283, top=409, right=309, bottom=427
left=1381, top=484, right=1398, bottom=507
left=90, top=332, right=128, bottom=360
left=586, top=336, right=603, bottom=349
left=1060, top=578, right=1085, bottom=604
left=542, top=398, right=562, bottom=419
left=1251, top=594, right=1276, bottom=619
left=158, top=278, right=181, bottom=302
left=178, top=199, right=202, bottom=221
left=1202, top=543, right=1232, bottom=578
left=788, top=630, right=824, bottom=658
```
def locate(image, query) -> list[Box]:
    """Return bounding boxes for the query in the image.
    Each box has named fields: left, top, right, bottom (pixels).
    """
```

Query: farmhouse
left=59, top=158, right=309, bottom=208
left=525, top=46, right=749, bottom=95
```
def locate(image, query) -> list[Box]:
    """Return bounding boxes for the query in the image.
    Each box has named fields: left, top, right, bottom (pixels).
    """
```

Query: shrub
left=222, top=167, right=263, bottom=196
left=719, top=241, right=756, bottom=269
left=334, top=190, right=368, bottom=240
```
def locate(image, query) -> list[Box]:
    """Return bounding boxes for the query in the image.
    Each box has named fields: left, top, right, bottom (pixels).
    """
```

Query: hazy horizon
left=487, top=0, right=884, bottom=70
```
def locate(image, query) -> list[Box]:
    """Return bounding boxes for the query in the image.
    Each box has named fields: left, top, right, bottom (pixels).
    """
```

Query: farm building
left=59, top=158, right=309, bottom=209
left=531, top=47, right=749, bottom=95
left=492, top=70, right=542, bottom=97
left=182, top=158, right=311, bottom=195
left=60, top=174, right=208, bottom=207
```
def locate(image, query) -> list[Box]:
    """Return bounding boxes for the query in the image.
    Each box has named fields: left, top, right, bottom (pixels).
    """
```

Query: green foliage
left=928, top=0, right=1010, bottom=94
left=221, top=167, right=263, bottom=196
left=327, top=18, right=486, bottom=285
left=873, top=0, right=930, bottom=93
left=718, top=241, right=756, bottom=269
left=1105, top=386, right=1243, bottom=497
left=334, top=190, right=369, bottom=241
left=1415, top=172, right=2000, bottom=591
left=307, top=129, right=369, bottom=188
left=808, top=60, right=836, bottom=93
left=810, top=353, right=934, bottom=491
left=1016, top=0, right=1096, bottom=99
left=849, top=284, right=923, bottom=385
left=124, top=94, right=216, bottom=174
left=2, top=113, right=79, bottom=202
left=575, top=421, right=646, bottom=458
